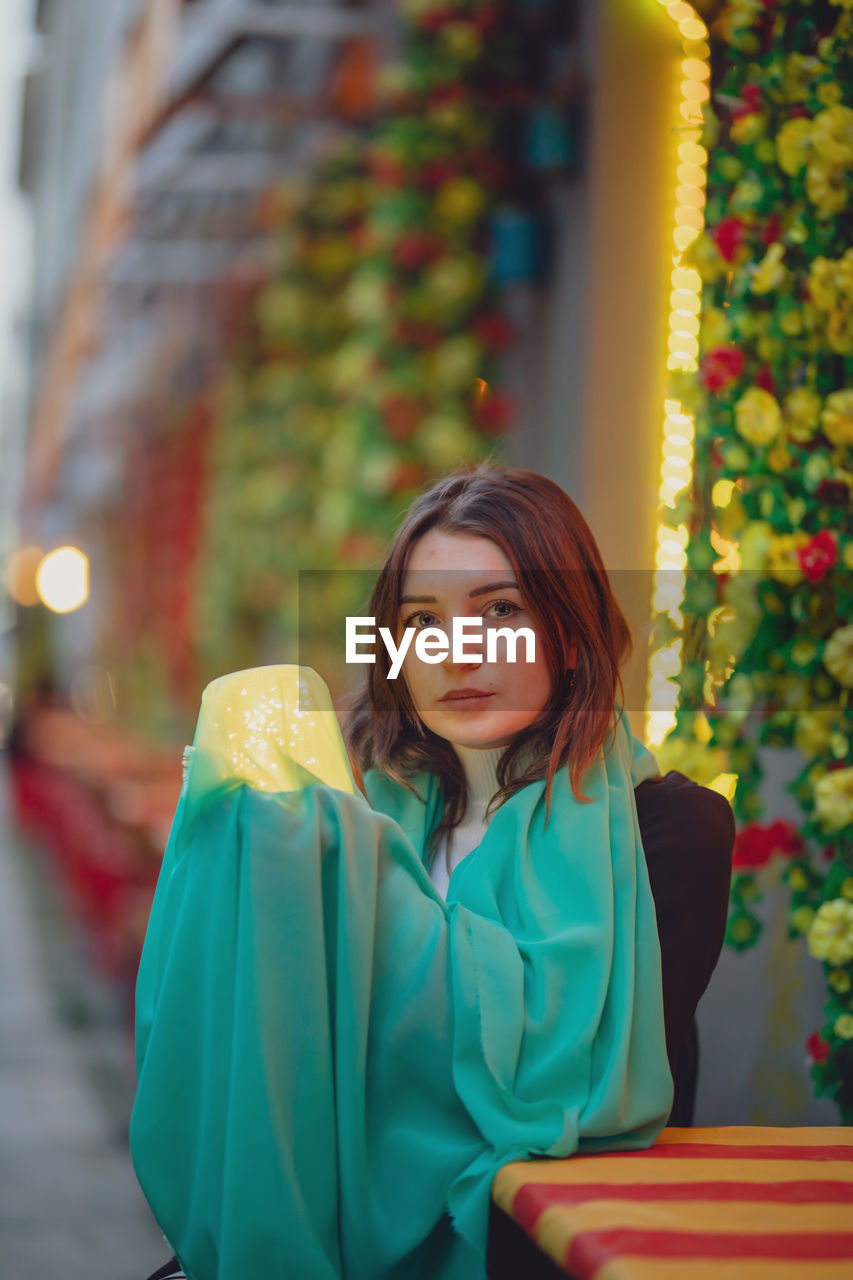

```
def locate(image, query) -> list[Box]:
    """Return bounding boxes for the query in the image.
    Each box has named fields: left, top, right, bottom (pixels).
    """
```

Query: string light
left=646, top=2, right=710, bottom=747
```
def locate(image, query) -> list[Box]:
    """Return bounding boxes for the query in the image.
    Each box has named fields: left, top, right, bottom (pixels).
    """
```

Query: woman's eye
left=485, top=599, right=522, bottom=619
left=405, top=611, right=439, bottom=629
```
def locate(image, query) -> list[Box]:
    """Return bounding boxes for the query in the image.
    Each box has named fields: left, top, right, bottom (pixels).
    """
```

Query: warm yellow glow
left=711, top=529, right=741, bottom=574
left=681, top=58, right=710, bottom=80
left=3, top=545, right=44, bottom=607
left=682, top=79, right=710, bottom=103
left=646, top=1, right=709, bottom=747
left=671, top=265, right=701, bottom=289
left=673, top=224, right=700, bottom=252
left=676, top=185, right=706, bottom=210
left=709, top=772, right=738, bottom=802
left=35, top=546, right=90, bottom=614
left=712, top=479, right=736, bottom=507
left=671, top=289, right=701, bottom=312
left=677, top=142, right=706, bottom=166
left=667, top=333, right=699, bottom=356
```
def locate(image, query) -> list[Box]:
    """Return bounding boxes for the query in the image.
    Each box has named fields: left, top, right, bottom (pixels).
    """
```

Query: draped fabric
left=130, top=666, right=673, bottom=1280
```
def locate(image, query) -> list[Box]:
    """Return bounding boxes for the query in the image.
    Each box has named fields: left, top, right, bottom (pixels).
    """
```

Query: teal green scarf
left=130, top=666, right=672, bottom=1280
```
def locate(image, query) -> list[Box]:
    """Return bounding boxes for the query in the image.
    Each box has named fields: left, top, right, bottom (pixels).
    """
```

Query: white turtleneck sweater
left=428, top=742, right=537, bottom=900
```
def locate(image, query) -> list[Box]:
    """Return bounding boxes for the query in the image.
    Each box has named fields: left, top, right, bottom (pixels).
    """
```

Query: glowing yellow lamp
left=35, top=546, right=90, bottom=613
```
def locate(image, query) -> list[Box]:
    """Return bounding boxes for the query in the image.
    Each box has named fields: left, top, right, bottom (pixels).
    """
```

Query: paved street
left=0, top=765, right=167, bottom=1279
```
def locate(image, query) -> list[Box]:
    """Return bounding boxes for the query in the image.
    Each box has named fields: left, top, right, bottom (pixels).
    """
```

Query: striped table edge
left=492, top=1127, right=853, bottom=1280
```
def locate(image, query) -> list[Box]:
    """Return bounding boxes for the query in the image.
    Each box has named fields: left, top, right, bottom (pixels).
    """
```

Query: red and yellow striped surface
left=491, top=1127, right=853, bottom=1279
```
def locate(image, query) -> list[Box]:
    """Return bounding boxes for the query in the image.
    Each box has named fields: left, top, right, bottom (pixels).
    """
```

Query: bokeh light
left=3, top=544, right=44, bottom=606
left=35, top=546, right=90, bottom=614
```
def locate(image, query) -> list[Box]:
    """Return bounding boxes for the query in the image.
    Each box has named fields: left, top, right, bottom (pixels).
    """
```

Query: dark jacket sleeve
left=634, top=770, right=735, bottom=1097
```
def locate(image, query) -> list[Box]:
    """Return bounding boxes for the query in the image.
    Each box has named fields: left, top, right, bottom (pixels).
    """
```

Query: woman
left=133, top=464, right=733, bottom=1280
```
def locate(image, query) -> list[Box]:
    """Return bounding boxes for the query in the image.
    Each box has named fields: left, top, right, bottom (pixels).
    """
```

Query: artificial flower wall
left=194, top=0, right=572, bottom=689
left=661, top=0, right=853, bottom=1117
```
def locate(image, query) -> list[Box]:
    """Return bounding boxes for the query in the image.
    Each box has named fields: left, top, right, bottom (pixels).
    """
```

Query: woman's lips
left=439, top=689, right=494, bottom=707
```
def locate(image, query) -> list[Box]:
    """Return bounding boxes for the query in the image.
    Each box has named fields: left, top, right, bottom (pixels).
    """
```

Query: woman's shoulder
left=635, top=769, right=735, bottom=879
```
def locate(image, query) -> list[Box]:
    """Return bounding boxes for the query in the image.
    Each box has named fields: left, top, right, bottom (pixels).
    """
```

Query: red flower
left=797, top=530, right=838, bottom=584
left=816, top=479, right=850, bottom=507
left=732, top=820, right=804, bottom=871
left=381, top=393, right=421, bottom=442
left=731, top=83, right=762, bottom=121
left=390, top=461, right=429, bottom=495
left=421, top=159, right=457, bottom=190
left=700, top=345, right=745, bottom=392
left=474, top=389, right=513, bottom=435
left=419, top=8, right=454, bottom=34
left=391, top=232, right=441, bottom=272
left=713, top=216, right=745, bottom=264
left=755, top=366, right=776, bottom=394
left=392, top=317, right=441, bottom=348
left=762, top=214, right=782, bottom=245
left=367, top=149, right=406, bottom=189
left=807, top=1032, right=830, bottom=1064
left=474, top=311, right=514, bottom=351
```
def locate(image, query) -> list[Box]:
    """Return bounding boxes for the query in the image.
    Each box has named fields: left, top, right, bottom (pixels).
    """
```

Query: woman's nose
left=443, top=616, right=483, bottom=672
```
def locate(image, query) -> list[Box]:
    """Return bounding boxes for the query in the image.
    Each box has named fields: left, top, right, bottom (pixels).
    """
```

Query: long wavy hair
left=342, top=463, right=632, bottom=863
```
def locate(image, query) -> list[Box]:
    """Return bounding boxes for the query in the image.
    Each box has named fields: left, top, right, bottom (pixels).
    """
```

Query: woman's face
left=397, top=529, right=555, bottom=750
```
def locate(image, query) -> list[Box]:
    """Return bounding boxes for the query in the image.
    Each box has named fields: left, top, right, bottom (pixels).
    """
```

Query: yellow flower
left=752, top=243, right=788, bottom=294
left=433, top=176, right=486, bottom=226
left=430, top=334, right=482, bottom=390
left=829, top=969, right=852, bottom=994
left=823, top=624, right=853, bottom=687
left=731, top=113, right=767, bottom=145
left=836, top=1014, right=853, bottom=1040
left=780, top=309, right=804, bottom=336
left=767, top=445, right=791, bottom=472
left=815, top=766, right=853, bottom=832
left=808, top=899, right=853, bottom=965
left=718, top=155, right=743, bottom=181
left=782, top=53, right=823, bottom=103
left=811, top=104, right=853, bottom=167
left=689, top=234, right=726, bottom=284
left=809, top=254, right=842, bottom=309
left=791, top=906, right=815, bottom=934
left=757, top=334, right=783, bottom=362
left=788, top=866, right=810, bottom=892
left=795, top=711, right=838, bottom=756
left=653, top=737, right=730, bottom=788
left=776, top=117, right=812, bottom=174
left=733, top=176, right=764, bottom=209
left=806, top=160, right=848, bottom=217
left=784, top=386, right=822, bottom=441
left=817, top=82, right=843, bottom=107
left=701, top=307, right=731, bottom=348
left=808, top=250, right=853, bottom=355
left=844, top=879, right=853, bottom=901
left=821, top=389, right=853, bottom=446
left=734, top=386, right=782, bottom=446
left=738, top=519, right=773, bottom=569
left=439, top=20, right=482, bottom=62
left=767, top=531, right=808, bottom=584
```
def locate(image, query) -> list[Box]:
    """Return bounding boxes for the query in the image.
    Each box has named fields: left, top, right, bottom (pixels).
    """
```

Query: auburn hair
left=342, top=462, right=632, bottom=864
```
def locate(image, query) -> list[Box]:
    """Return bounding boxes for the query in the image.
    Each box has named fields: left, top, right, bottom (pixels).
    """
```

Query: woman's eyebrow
left=398, top=579, right=519, bottom=605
